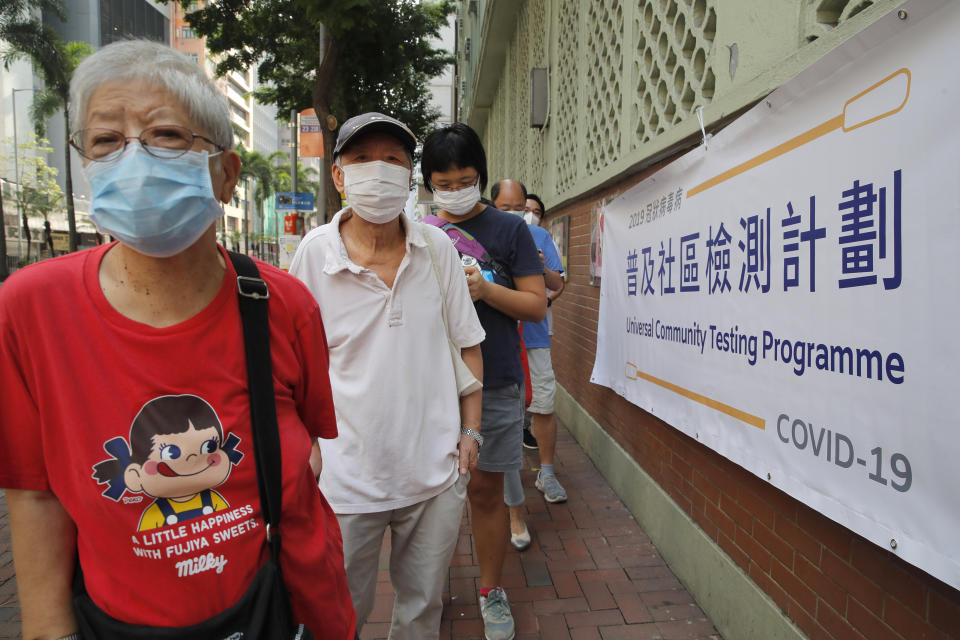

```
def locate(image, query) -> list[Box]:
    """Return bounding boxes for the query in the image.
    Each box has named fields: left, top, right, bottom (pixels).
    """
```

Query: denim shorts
left=477, top=383, right=524, bottom=473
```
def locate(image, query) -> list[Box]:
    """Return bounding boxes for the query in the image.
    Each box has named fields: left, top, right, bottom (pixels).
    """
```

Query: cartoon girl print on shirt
left=93, top=394, right=243, bottom=531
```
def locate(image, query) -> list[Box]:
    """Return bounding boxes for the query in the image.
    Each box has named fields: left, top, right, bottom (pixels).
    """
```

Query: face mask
left=433, top=183, right=481, bottom=216
left=503, top=209, right=525, bottom=217
left=84, top=144, right=224, bottom=258
left=523, top=212, right=541, bottom=226
left=341, top=160, right=411, bottom=224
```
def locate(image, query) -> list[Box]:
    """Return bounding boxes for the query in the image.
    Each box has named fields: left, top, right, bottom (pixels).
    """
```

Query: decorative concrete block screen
left=462, top=0, right=898, bottom=206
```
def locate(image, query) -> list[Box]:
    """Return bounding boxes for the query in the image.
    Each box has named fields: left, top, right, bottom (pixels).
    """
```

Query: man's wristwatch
left=460, top=427, right=484, bottom=448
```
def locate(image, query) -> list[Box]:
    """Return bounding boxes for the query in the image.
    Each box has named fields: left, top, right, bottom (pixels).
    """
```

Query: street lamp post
left=11, top=88, right=37, bottom=261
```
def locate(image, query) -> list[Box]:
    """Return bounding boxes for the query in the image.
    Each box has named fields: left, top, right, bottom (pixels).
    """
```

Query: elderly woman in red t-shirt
left=0, top=40, right=354, bottom=639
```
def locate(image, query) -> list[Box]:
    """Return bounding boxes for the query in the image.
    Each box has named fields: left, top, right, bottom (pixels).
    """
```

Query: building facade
left=456, top=1, right=960, bottom=640
left=0, top=52, right=40, bottom=271
left=170, top=1, right=252, bottom=252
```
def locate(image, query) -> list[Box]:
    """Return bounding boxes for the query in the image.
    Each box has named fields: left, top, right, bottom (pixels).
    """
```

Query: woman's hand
left=458, top=434, right=480, bottom=475
left=464, top=266, right=489, bottom=302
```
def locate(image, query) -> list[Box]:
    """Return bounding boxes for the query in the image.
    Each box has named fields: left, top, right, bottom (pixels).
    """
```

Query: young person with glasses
left=420, top=123, right=547, bottom=640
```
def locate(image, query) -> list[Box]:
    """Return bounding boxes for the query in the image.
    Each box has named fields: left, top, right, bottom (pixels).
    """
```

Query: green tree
left=1, top=135, right=65, bottom=263
left=272, top=161, right=320, bottom=203
left=253, top=150, right=287, bottom=261
left=272, top=159, right=319, bottom=257
left=1, top=0, right=93, bottom=253
left=176, top=0, right=454, bottom=220
left=235, top=145, right=281, bottom=257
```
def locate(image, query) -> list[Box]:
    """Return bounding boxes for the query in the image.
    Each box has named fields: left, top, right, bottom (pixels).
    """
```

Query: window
left=228, top=76, right=247, bottom=99
left=180, top=26, right=196, bottom=39
left=100, top=0, right=169, bottom=45
left=230, top=102, right=249, bottom=124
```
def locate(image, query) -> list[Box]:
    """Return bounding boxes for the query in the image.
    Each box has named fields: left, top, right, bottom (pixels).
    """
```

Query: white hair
left=70, top=40, right=234, bottom=150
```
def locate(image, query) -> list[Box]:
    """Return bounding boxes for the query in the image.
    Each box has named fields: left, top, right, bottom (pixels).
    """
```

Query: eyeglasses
left=69, top=125, right=224, bottom=162
left=433, top=177, right=479, bottom=192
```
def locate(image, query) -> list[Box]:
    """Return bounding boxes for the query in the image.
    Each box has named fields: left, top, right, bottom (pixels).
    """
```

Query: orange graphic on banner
left=687, top=68, right=911, bottom=198
left=624, top=361, right=765, bottom=430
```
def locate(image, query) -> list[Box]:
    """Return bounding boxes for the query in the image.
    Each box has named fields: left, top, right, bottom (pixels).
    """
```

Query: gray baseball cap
left=333, top=112, right=417, bottom=158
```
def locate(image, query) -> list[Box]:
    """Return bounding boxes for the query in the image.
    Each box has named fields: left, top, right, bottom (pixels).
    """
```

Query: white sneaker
left=535, top=472, right=568, bottom=503
left=479, top=587, right=516, bottom=640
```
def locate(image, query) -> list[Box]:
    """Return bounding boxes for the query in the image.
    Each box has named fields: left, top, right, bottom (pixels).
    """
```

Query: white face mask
left=341, top=160, right=411, bottom=224
left=523, top=212, right=541, bottom=226
left=433, top=183, right=481, bottom=216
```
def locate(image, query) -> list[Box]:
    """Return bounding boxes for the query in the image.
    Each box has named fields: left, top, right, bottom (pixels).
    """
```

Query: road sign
left=276, top=192, right=314, bottom=211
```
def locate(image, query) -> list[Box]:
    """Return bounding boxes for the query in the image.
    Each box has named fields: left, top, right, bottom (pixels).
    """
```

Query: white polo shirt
left=289, top=209, right=486, bottom=514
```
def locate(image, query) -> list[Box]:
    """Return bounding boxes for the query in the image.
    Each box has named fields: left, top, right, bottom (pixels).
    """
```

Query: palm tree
left=1, top=0, right=93, bottom=253
left=253, top=151, right=285, bottom=260
left=235, top=145, right=277, bottom=258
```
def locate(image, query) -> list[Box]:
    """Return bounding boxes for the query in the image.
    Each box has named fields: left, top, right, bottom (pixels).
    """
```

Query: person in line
left=420, top=125, right=547, bottom=640
left=0, top=40, right=354, bottom=639
left=289, top=112, right=485, bottom=640
left=489, top=181, right=565, bottom=450
left=490, top=183, right=567, bottom=552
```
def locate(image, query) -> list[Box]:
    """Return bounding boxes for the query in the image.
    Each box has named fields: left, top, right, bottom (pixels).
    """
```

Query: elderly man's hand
left=464, top=266, right=488, bottom=302
left=458, top=434, right=480, bottom=475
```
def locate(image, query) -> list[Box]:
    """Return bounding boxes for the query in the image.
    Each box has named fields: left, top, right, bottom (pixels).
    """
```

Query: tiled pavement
left=0, top=421, right=722, bottom=640
left=361, top=421, right=723, bottom=640
left=0, top=493, right=20, bottom=638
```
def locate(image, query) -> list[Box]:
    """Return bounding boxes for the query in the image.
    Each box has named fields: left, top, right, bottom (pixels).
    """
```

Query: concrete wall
left=459, top=0, right=909, bottom=212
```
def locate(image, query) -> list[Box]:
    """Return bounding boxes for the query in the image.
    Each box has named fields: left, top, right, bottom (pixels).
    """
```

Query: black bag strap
left=227, top=251, right=283, bottom=562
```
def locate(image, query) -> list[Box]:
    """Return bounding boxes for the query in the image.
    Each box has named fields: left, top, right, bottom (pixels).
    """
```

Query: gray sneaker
left=535, top=472, right=568, bottom=503
left=479, top=587, right=515, bottom=640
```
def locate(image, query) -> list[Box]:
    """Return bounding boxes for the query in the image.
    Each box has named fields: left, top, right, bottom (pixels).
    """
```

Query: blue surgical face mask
left=83, top=143, right=224, bottom=258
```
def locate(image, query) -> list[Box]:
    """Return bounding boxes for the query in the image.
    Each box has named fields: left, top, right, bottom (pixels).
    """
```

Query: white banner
left=591, top=0, right=960, bottom=588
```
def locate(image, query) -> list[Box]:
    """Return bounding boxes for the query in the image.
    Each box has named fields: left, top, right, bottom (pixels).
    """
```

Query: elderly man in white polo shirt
left=289, top=112, right=485, bottom=640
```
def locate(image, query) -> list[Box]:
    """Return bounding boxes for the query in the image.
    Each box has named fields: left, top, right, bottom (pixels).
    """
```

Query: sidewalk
left=362, top=420, right=723, bottom=640
left=0, top=421, right=724, bottom=640
left=0, top=493, right=19, bottom=637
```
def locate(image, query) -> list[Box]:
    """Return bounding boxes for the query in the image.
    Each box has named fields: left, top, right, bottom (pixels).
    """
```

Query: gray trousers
left=336, top=475, right=467, bottom=640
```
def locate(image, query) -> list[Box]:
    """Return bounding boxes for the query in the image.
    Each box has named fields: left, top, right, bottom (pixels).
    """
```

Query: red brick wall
left=546, top=165, right=960, bottom=640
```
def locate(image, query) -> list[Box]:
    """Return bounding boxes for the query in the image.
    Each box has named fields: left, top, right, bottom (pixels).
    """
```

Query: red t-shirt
left=0, top=243, right=355, bottom=638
